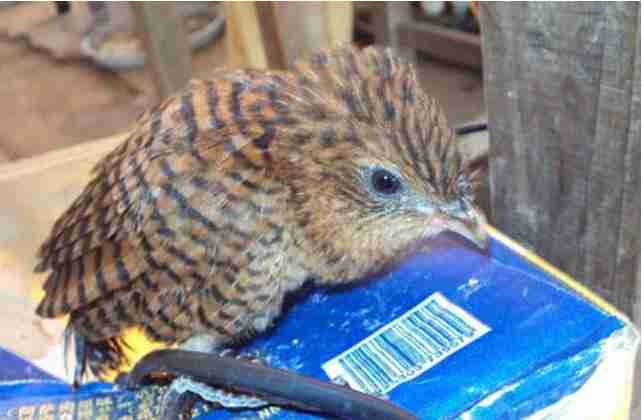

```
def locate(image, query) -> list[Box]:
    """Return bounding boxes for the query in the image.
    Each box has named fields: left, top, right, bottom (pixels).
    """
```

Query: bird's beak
left=439, top=205, right=489, bottom=250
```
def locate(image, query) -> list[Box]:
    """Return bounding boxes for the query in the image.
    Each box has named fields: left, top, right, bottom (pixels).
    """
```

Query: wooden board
left=224, top=2, right=286, bottom=70
left=254, top=2, right=287, bottom=69
left=131, top=3, right=192, bottom=100
left=271, top=2, right=353, bottom=67
left=479, top=3, right=640, bottom=323
left=370, top=2, right=416, bottom=62
left=0, top=132, right=128, bottom=359
left=480, top=7, right=640, bottom=416
left=398, top=20, right=481, bottom=70
left=322, top=1, right=354, bottom=47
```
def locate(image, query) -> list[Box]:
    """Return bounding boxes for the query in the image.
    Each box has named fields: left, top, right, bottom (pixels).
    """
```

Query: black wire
left=127, top=349, right=419, bottom=420
left=455, top=121, right=488, bottom=136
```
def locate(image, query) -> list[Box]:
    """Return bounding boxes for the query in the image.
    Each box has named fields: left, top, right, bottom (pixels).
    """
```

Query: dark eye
left=371, top=169, right=402, bottom=195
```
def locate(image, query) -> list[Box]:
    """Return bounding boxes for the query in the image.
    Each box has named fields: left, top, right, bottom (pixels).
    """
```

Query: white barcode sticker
left=322, top=292, right=490, bottom=394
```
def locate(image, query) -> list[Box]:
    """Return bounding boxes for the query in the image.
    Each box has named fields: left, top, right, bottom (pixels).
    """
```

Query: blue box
left=0, top=229, right=637, bottom=419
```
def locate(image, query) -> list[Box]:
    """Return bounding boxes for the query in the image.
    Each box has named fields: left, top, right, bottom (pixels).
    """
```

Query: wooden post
left=131, top=3, right=192, bottom=101
left=397, top=20, right=482, bottom=70
left=370, top=2, right=415, bottom=62
left=479, top=3, right=640, bottom=322
left=271, top=1, right=353, bottom=67
left=224, top=2, right=286, bottom=70
left=322, top=2, right=354, bottom=47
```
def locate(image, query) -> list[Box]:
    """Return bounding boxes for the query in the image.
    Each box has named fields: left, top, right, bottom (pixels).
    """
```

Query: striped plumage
left=35, top=46, right=485, bottom=379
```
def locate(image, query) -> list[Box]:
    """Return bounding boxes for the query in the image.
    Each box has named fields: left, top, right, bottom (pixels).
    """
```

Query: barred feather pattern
left=35, top=45, right=480, bottom=379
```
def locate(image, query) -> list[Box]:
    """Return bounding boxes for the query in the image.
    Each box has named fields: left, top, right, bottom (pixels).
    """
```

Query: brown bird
left=35, top=45, right=486, bottom=414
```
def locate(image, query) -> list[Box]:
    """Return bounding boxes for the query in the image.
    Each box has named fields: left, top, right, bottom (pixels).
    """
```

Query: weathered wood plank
left=370, top=2, right=416, bottom=62
left=398, top=20, right=482, bottom=70
left=225, top=2, right=286, bottom=70
left=584, top=4, right=639, bottom=307
left=254, top=2, right=287, bottom=69
left=480, top=3, right=640, bottom=321
left=131, top=3, right=192, bottom=100
left=613, top=11, right=640, bottom=327
left=274, top=1, right=353, bottom=67
left=225, top=2, right=268, bottom=69
left=226, top=2, right=353, bottom=70
left=0, top=133, right=128, bottom=358
left=323, top=1, right=354, bottom=47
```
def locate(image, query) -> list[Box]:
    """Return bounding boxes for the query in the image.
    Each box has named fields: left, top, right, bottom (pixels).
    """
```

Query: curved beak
left=438, top=205, right=489, bottom=250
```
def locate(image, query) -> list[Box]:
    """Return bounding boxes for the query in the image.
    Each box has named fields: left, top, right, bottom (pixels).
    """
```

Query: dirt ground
left=0, top=2, right=484, bottom=163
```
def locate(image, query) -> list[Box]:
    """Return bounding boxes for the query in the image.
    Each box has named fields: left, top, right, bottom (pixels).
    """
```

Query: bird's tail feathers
left=64, top=322, right=130, bottom=386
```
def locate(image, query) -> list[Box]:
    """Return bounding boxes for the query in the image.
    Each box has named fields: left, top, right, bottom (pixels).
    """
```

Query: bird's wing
left=35, top=75, right=290, bottom=320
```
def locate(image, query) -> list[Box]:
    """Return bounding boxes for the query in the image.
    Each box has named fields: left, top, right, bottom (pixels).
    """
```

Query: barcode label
left=322, top=292, right=490, bottom=394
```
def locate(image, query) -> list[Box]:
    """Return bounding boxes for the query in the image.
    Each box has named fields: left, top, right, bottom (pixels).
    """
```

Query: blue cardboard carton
left=0, top=227, right=638, bottom=419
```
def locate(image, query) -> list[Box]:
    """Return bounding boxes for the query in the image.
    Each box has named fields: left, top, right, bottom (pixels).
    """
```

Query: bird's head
left=269, top=46, right=488, bottom=283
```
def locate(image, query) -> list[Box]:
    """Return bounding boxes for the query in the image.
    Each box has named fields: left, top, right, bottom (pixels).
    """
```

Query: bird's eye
left=371, top=169, right=402, bottom=195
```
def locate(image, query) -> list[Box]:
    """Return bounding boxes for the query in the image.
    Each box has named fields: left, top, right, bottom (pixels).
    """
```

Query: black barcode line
left=323, top=293, right=490, bottom=394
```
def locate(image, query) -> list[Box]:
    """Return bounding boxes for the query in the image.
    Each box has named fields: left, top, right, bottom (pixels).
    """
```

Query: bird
left=34, top=45, right=487, bottom=417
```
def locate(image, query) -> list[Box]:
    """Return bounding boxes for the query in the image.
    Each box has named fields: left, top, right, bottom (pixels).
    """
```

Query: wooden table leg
left=225, top=1, right=353, bottom=69
left=322, top=1, right=354, bottom=47
left=224, top=2, right=285, bottom=70
left=371, top=2, right=416, bottom=62
left=131, top=2, right=192, bottom=101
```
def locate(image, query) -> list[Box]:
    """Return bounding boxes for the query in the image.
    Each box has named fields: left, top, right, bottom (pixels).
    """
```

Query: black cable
left=127, top=349, right=419, bottom=420
left=455, top=121, right=488, bottom=136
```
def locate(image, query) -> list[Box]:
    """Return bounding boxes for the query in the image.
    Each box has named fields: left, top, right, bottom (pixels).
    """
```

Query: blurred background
left=0, top=1, right=484, bottom=161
